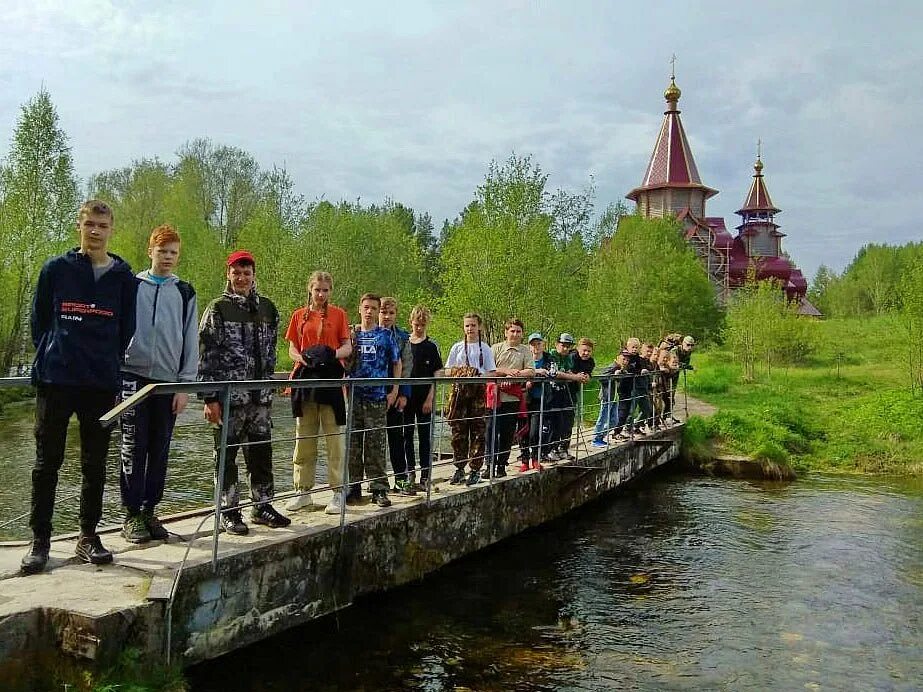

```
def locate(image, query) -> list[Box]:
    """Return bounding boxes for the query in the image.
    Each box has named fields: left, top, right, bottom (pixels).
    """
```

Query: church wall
left=749, top=230, right=776, bottom=257
left=669, top=189, right=690, bottom=214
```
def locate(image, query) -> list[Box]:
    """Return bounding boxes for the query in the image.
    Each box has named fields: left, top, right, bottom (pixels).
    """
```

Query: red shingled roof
left=705, top=217, right=735, bottom=249
left=736, top=159, right=781, bottom=215
left=627, top=85, right=717, bottom=201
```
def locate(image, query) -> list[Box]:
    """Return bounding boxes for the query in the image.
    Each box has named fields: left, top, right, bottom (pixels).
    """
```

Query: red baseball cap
left=226, top=250, right=255, bottom=268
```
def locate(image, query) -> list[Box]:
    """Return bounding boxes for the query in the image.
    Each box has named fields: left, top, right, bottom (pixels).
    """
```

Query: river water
left=2, top=401, right=921, bottom=689
left=0, top=398, right=316, bottom=540
left=188, top=471, right=923, bottom=691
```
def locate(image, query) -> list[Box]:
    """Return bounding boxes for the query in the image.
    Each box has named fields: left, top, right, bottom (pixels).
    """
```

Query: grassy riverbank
left=682, top=315, right=923, bottom=475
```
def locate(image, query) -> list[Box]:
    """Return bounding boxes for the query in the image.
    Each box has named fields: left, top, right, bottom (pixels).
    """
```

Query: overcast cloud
left=1, top=0, right=921, bottom=277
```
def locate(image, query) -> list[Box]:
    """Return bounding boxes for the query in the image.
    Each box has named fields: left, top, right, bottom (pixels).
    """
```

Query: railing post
left=427, top=380, right=439, bottom=504
left=211, top=384, right=232, bottom=572
left=537, top=381, right=545, bottom=466
left=488, top=379, right=498, bottom=484
left=340, top=380, right=354, bottom=530
left=576, top=381, right=585, bottom=460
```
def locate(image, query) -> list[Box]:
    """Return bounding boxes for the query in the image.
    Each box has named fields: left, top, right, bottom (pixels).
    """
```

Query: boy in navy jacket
left=22, top=200, right=138, bottom=574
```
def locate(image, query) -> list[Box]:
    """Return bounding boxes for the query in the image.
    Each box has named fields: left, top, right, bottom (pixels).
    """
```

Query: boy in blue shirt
left=119, top=224, right=198, bottom=543
left=347, top=293, right=402, bottom=508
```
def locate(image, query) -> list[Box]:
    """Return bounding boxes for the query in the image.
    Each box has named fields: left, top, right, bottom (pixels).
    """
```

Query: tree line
left=0, top=89, right=722, bottom=375
left=810, top=243, right=923, bottom=392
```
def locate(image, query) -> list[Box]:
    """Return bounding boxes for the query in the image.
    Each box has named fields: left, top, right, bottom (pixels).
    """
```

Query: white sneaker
left=325, top=492, right=344, bottom=515
left=285, top=494, right=315, bottom=512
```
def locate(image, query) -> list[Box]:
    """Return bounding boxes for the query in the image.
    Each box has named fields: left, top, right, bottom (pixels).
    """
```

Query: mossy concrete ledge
left=0, top=426, right=681, bottom=672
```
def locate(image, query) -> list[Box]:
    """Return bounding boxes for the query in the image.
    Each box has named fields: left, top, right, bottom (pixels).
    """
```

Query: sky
left=1, top=0, right=921, bottom=278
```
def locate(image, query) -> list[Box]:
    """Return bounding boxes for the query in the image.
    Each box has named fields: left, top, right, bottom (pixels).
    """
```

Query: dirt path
left=678, top=394, right=717, bottom=419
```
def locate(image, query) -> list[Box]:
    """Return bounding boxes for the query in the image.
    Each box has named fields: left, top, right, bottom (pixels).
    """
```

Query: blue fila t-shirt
left=350, top=326, right=400, bottom=401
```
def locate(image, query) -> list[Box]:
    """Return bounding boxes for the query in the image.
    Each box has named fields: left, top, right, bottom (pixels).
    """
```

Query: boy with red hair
left=119, top=225, right=198, bottom=543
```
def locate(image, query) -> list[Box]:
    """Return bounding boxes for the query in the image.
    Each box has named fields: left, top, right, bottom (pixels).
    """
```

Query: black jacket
left=31, top=248, right=138, bottom=391
left=290, top=344, right=346, bottom=425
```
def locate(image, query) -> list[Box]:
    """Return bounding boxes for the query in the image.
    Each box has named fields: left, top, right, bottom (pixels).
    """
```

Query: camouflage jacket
left=198, top=285, right=278, bottom=407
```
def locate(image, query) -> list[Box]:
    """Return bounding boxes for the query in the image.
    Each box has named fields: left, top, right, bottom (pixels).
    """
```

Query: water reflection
left=0, top=397, right=454, bottom=540
left=189, top=472, right=923, bottom=690
left=0, top=399, right=301, bottom=540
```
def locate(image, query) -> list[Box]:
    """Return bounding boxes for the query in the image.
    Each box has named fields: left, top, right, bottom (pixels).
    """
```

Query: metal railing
left=0, top=368, right=689, bottom=663
left=0, top=370, right=691, bottom=542
left=0, top=370, right=691, bottom=546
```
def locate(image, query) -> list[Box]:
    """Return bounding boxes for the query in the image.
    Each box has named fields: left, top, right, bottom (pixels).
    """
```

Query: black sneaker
left=20, top=537, right=50, bottom=575
left=449, top=468, right=466, bottom=485
left=75, top=534, right=113, bottom=565
left=372, top=490, right=392, bottom=508
left=481, top=467, right=492, bottom=480
left=345, top=486, right=363, bottom=505
left=466, top=470, right=481, bottom=486
left=495, top=465, right=507, bottom=478
left=143, top=508, right=169, bottom=541
left=251, top=504, right=292, bottom=528
left=122, top=512, right=151, bottom=544
left=221, top=511, right=249, bottom=536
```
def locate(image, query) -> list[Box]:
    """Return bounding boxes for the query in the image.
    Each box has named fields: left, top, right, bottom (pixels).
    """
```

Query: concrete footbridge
left=0, top=375, right=696, bottom=673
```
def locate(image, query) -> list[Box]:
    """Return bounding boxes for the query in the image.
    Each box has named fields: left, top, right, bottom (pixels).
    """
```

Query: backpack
left=176, top=280, right=196, bottom=374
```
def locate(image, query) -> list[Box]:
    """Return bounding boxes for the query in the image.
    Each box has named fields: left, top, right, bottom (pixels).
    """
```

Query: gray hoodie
left=123, top=270, right=198, bottom=383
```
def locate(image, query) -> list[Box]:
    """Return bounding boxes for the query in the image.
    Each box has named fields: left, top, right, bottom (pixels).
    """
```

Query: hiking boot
left=481, top=467, right=492, bottom=480
left=142, top=508, right=169, bottom=541
left=449, top=468, right=466, bottom=485
left=530, top=459, right=544, bottom=471
left=372, top=490, right=392, bottom=508
left=545, top=449, right=561, bottom=462
left=465, top=470, right=481, bottom=486
left=495, top=465, right=507, bottom=478
left=221, top=511, right=249, bottom=536
left=75, top=534, right=113, bottom=565
left=285, top=493, right=316, bottom=512
left=325, top=491, right=344, bottom=515
left=518, top=462, right=530, bottom=473
left=20, top=536, right=50, bottom=575
left=345, top=486, right=363, bottom=505
left=251, top=504, right=291, bottom=528
left=122, top=511, right=151, bottom=544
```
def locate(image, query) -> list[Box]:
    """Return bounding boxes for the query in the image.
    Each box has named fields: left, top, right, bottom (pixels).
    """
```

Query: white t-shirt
left=445, top=341, right=496, bottom=374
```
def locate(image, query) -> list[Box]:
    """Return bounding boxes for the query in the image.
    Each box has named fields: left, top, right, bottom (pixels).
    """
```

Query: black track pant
left=31, top=384, right=116, bottom=538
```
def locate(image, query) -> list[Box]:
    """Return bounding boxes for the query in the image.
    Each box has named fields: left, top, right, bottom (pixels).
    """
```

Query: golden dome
left=754, top=158, right=764, bottom=174
left=664, top=77, right=681, bottom=102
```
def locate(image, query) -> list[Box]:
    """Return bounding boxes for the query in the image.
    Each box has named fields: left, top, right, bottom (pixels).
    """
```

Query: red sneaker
left=518, top=463, right=529, bottom=473
left=530, top=460, right=543, bottom=471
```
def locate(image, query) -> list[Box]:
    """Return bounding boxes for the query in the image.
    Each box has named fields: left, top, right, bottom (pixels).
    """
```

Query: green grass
left=0, top=385, right=32, bottom=412
left=685, top=314, right=923, bottom=475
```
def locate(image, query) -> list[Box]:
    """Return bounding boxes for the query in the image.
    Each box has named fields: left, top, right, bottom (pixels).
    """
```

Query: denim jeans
left=593, top=400, right=616, bottom=440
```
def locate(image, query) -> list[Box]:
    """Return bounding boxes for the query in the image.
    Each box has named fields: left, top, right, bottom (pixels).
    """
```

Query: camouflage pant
left=213, top=403, right=274, bottom=509
left=450, top=396, right=487, bottom=472
left=347, top=398, right=389, bottom=493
